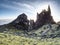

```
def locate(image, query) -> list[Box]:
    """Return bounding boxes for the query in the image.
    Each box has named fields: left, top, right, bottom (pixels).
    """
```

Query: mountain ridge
left=4, top=5, right=56, bottom=31
left=0, top=5, right=60, bottom=38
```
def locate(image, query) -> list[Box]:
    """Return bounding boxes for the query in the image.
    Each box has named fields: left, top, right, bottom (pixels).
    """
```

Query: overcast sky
left=0, top=0, right=60, bottom=22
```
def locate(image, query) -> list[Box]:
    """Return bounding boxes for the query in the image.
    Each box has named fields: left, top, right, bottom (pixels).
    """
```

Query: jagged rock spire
left=35, top=5, right=56, bottom=29
left=48, top=5, right=51, bottom=14
left=9, top=5, right=56, bottom=30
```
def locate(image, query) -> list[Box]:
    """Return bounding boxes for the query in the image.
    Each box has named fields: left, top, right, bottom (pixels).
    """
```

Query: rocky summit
left=6, top=5, right=56, bottom=30
left=10, top=13, right=29, bottom=30
left=35, top=5, right=56, bottom=29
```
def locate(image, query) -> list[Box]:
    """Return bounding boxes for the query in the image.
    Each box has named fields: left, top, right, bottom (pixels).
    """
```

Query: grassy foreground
left=0, top=33, right=60, bottom=45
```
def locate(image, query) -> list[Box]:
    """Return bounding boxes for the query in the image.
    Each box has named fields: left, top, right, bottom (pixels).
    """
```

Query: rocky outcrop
left=28, top=20, right=35, bottom=30
left=9, top=5, right=56, bottom=30
left=35, top=5, right=56, bottom=29
left=10, top=13, right=29, bottom=30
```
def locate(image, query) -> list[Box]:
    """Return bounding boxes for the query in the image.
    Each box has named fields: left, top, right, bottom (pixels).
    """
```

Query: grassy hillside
left=27, top=24, right=60, bottom=38
left=0, top=24, right=60, bottom=45
left=0, top=33, right=60, bottom=45
left=0, top=24, right=60, bottom=38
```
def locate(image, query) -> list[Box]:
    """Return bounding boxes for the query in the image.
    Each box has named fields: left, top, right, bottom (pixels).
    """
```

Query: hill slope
left=0, top=33, right=60, bottom=45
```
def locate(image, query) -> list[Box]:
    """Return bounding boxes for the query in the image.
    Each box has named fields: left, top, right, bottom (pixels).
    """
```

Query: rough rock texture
left=10, top=13, right=29, bottom=30
left=35, top=5, right=56, bottom=29
left=28, top=20, right=35, bottom=30
left=9, top=5, right=56, bottom=30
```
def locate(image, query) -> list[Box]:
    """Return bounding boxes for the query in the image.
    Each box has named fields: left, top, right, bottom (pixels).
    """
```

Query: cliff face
left=9, top=5, right=56, bottom=30
left=35, top=5, right=55, bottom=29
left=10, top=13, right=29, bottom=30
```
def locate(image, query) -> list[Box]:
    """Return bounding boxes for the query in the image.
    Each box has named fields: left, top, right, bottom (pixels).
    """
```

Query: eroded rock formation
left=28, top=20, right=35, bottom=30
left=9, top=5, right=56, bottom=30
left=10, top=13, right=29, bottom=30
left=35, top=5, right=56, bottom=29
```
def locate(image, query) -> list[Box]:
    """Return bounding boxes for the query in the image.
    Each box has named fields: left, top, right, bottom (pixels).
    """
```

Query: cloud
left=23, top=3, right=34, bottom=9
left=0, top=4, right=16, bottom=10
left=0, top=1, right=35, bottom=13
left=12, top=1, right=35, bottom=10
left=0, top=0, right=60, bottom=22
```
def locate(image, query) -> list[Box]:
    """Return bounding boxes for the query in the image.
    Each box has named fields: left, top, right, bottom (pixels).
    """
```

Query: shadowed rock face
left=35, top=5, right=56, bottom=29
left=10, top=13, right=29, bottom=30
left=28, top=20, right=35, bottom=30
left=9, top=5, right=56, bottom=30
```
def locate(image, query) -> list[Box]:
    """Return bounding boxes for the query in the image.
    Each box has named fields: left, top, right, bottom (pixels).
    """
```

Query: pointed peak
left=48, top=5, right=50, bottom=7
left=21, top=13, right=26, bottom=15
left=48, top=5, right=50, bottom=10
left=48, top=5, right=51, bottom=14
left=37, top=12, right=38, bottom=14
